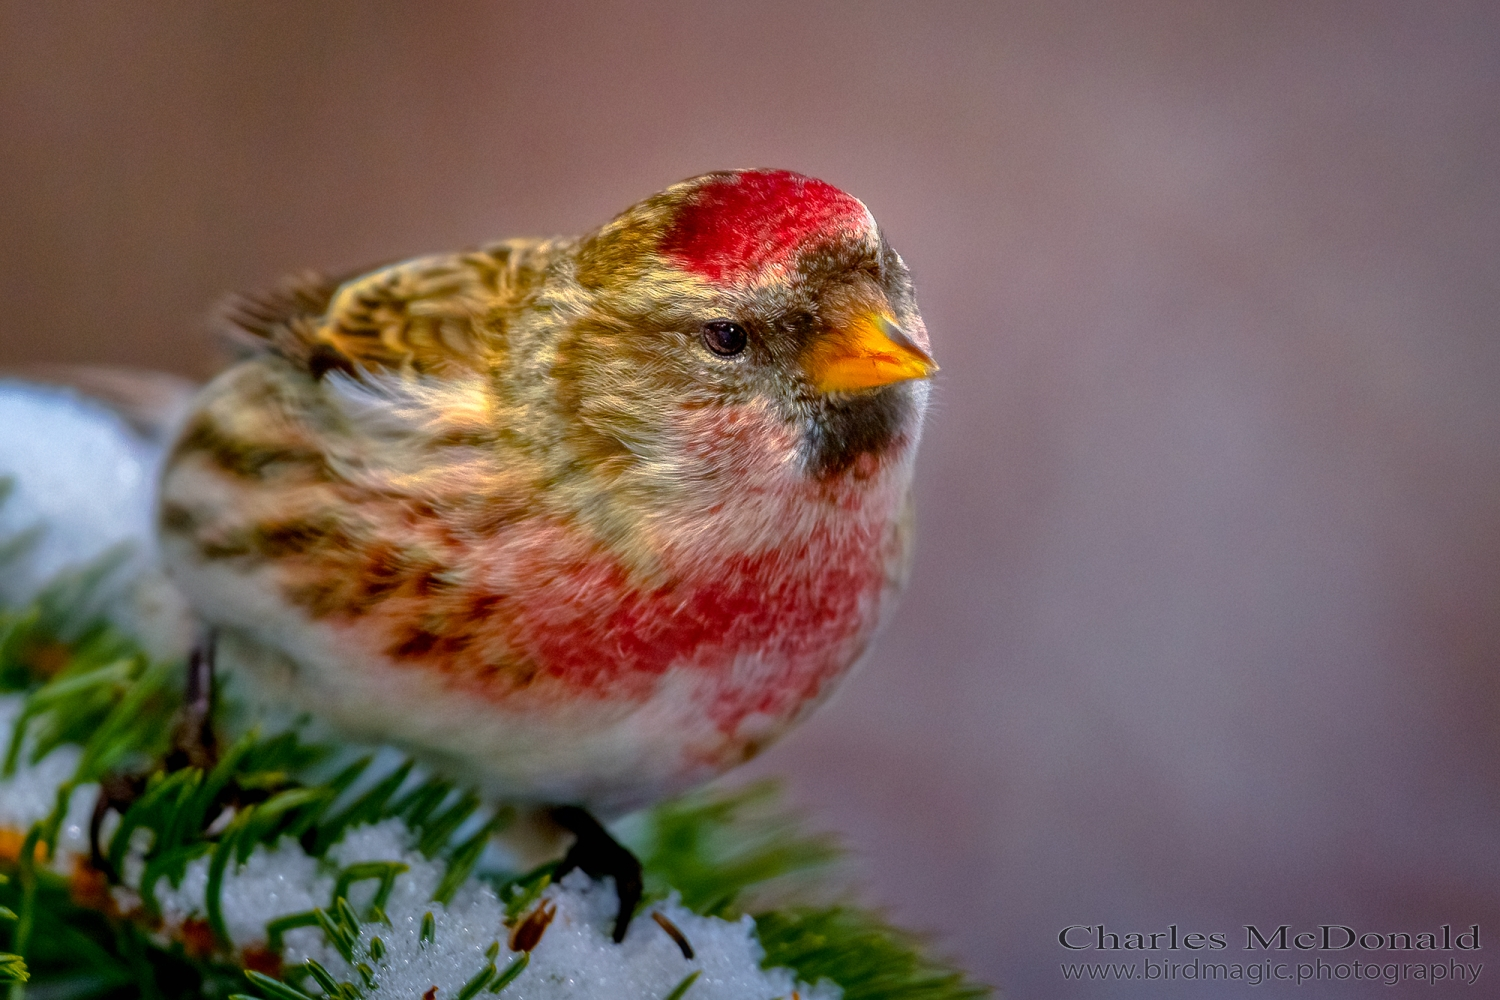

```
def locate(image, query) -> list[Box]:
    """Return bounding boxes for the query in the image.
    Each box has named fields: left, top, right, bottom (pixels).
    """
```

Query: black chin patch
left=805, top=386, right=912, bottom=478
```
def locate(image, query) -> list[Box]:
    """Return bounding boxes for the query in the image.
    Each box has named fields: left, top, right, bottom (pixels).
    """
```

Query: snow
left=0, top=694, right=838, bottom=1000
left=0, top=380, right=161, bottom=602
left=0, top=379, right=194, bottom=657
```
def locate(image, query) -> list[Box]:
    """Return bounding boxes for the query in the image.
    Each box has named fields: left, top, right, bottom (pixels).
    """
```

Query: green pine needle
left=434, top=811, right=510, bottom=905
left=267, top=911, right=322, bottom=952
left=300, top=959, right=346, bottom=999
left=487, top=953, right=528, bottom=995
left=455, top=962, right=496, bottom=1000
left=662, top=970, right=700, bottom=1000
left=246, top=970, right=319, bottom=1000
left=0, top=954, right=26, bottom=984
left=333, top=861, right=409, bottom=920
left=627, top=780, right=843, bottom=917
left=308, top=760, right=412, bottom=856
left=499, top=866, right=553, bottom=923
left=756, top=908, right=988, bottom=1000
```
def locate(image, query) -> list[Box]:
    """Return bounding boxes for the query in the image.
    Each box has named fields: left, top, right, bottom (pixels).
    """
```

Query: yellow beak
left=806, top=313, right=938, bottom=393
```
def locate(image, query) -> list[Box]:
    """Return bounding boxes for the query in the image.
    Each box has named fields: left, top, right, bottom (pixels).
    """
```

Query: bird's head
left=555, top=169, right=934, bottom=486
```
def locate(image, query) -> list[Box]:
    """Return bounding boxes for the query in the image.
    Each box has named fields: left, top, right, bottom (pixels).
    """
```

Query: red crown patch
left=661, top=169, right=870, bottom=284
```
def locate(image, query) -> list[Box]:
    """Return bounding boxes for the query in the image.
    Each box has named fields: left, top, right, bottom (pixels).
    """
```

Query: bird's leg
left=550, top=805, right=644, bottom=943
left=89, top=632, right=221, bottom=870
left=165, top=630, right=219, bottom=773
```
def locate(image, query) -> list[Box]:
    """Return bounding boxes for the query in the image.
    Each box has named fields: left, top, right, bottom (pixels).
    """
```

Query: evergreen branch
left=627, top=780, right=843, bottom=917
left=138, top=842, right=212, bottom=916
left=72, top=659, right=174, bottom=782
left=390, top=776, right=453, bottom=829
left=756, top=908, right=988, bottom=1000
left=108, top=768, right=198, bottom=874
left=313, top=907, right=357, bottom=963
left=433, top=810, right=509, bottom=906
left=301, top=959, right=348, bottom=1000
left=238, top=788, right=331, bottom=863
left=0, top=955, right=27, bottom=985
left=284, top=757, right=372, bottom=843
left=332, top=862, right=408, bottom=920
left=266, top=911, right=323, bottom=953
left=207, top=804, right=261, bottom=945
left=4, top=659, right=134, bottom=776
left=309, top=761, right=414, bottom=857
left=414, top=790, right=480, bottom=857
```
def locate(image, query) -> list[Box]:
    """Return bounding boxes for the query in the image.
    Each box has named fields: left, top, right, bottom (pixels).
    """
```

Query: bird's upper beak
left=805, top=312, right=938, bottom=393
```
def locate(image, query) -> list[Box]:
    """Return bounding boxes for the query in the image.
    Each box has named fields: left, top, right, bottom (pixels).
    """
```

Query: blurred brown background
left=3, top=2, right=1499, bottom=996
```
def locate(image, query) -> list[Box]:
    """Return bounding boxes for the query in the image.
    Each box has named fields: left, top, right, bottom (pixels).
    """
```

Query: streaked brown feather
left=216, top=269, right=348, bottom=370
left=218, top=241, right=556, bottom=380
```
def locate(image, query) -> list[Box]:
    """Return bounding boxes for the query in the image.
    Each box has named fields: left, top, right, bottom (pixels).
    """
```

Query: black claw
left=551, top=805, right=643, bottom=943
left=89, top=633, right=225, bottom=877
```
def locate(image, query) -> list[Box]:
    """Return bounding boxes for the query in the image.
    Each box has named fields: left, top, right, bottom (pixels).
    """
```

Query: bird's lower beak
left=806, top=313, right=938, bottom=393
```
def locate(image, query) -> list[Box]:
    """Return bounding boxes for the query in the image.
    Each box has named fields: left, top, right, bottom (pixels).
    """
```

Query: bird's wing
left=217, top=268, right=346, bottom=371
left=221, top=241, right=552, bottom=379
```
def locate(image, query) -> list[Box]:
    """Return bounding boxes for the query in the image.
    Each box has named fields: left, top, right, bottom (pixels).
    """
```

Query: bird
left=154, top=168, right=935, bottom=933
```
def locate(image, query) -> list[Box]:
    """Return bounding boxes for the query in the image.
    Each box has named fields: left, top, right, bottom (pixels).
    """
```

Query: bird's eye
left=701, top=320, right=748, bottom=357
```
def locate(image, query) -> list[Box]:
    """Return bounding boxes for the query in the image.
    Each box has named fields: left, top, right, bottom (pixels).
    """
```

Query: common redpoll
left=158, top=169, right=935, bottom=823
